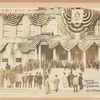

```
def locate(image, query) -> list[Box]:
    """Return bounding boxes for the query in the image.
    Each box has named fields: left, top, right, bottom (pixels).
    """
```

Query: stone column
left=38, top=45, right=41, bottom=67
left=98, top=45, right=100, bottom=67
left=0, top=16, right=3, bottom=40
left=83, top=50, right=86, bottom=68
left=53, top=48, right=57, bottom=60
left=95, top=21, right=99, bottom=35
left=34, top=48, right=37, bottom=60
left=22, top=53, right=28, bottom=66
left=23, top=15, right=29, bottom=38
left=68, top=50, right=71, bottom=61
left=9, top=43, right=14, bottom=67
left=0, top=16, right=3, bottom=67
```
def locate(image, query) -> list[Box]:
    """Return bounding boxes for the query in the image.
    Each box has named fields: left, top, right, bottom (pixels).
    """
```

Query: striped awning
left=2, top=13, right=24, bottom=26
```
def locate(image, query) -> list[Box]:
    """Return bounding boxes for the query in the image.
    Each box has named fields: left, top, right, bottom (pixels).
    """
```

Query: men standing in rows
left=43, top=72, right=49, bottom=87
left=38, top=72, right=43, bottom=89
left=5, top=63, right=11, bottom=70
left=54, top=75, right=60, bottom=92
left=73, top=75, right=78, bottom=92
left=17, top=73, right=22, bottom=88
left=0, top=69, right=4, bottom=87
left=28, top=73, right=33, bottom=88
left=78, top=73, right=83, bottom=90
left=22, top=73, right=28, bottom=88
left=9, top=70, right=16, bottom=88
left=80, top=63, right=84, bottom=72
left=34, top=72, right=38, bottom=87
left=67, top=72, right=74, bottom=87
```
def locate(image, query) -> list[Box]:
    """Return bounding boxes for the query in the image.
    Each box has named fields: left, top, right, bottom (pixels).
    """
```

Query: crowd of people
left=0, top=58, right=99, bottom=94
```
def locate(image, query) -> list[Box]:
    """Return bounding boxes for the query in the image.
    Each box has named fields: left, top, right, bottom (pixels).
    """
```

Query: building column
left=0, top=16, right=3, bottom=40
left=34, top=48, right=37, bottom=60
left=95, top=21, right=99, bottom=35
left=98, top=45, right=100, bottom=67
left=9, top=43, right=14, bottom=67
left=23, top=15, right=29, bottom=38
left=83, top=50, right=86, bottom=69
left=39, top=45, right=41, bottom=67
left=22, top=53, right=28, bottom=66
left=53, top=48, right=57, bottom=60
left=68, top=50, right=71, bottom=61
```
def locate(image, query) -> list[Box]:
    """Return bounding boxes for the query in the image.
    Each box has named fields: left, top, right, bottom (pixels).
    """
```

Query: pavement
left=0, top=68, right=100, bottom=98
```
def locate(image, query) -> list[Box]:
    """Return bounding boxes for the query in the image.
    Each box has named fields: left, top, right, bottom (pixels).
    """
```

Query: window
left=16, top=20, right=23, bottom=37
left=15, top=52, right=22, bottom=63
left=2, top=58, right=8, bottom=62
left=16, top=58, right=22, bottom=62
left=2, top=53, right=9, bottom=63
left=29, top=24, right=38, bottom=37
left=3, top=25, right=10, bottom=38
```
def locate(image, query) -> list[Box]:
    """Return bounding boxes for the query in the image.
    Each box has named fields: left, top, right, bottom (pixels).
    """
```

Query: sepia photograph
left=0, top=2, right=99, bottom=99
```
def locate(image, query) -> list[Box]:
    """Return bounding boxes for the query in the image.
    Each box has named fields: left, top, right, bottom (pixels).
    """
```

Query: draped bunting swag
left=2, top=13, right=24, bottom=26
left=0, top=43, right=8, bottom=52
left=78, top=40, right=94, bottom=51
left=28, top=13, right=50, bottom=26
left=56, top=14, right=75, bottom=38
left=48, top=35, right=77, bottom=50
left=17, top=35, right=54, bottom=53
left=17, top=43, right=31, bottom=53
left=63, top=8, right=100, bottom=35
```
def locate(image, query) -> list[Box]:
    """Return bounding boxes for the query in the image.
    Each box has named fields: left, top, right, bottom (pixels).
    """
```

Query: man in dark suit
left=28, top=73, right=33, bottom=88
left=34, top=72, right=38, bottom=87
left=38, top=72, right=43, bottom=89
left=78, top=73, right=83, bottom=90
left=22, top=73, right=28, bottom=88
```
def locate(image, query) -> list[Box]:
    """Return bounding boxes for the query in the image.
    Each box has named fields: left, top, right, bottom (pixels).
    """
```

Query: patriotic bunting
left=63, top=8, right=100, bottom=35
left=0, top=43, right=8, bottom=52
left=78, top=40, right=94, bottom=51
left=28, top=13, right=50, bottom=26
left=48, top=35, right=77, bottom=50
left=2, top=13, right=24, bottom=26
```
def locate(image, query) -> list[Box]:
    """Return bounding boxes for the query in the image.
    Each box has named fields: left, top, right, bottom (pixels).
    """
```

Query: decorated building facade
left=0, top=7, right=100, bottom=68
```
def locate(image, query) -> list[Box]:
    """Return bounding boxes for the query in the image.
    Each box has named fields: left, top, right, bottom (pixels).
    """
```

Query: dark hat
left=79, top=73, right=82, bottom=75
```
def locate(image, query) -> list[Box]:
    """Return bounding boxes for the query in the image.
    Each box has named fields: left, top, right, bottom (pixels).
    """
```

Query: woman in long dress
left=45, top=76, right=50, bottom=94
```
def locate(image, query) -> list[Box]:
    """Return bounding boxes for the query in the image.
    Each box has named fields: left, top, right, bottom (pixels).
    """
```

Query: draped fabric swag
left=17, top=35, right=54, bottom=53
left=2, top=13, right=24, bottom=26
left=48, top=35, right=77, bottom=50
left=28, top=13, right=50, bottom=26
left=78, top=40, right=94, bottom=51
left=63, top=8, right=100, bottom=35
left=0, top=43, right=8, bottom=52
